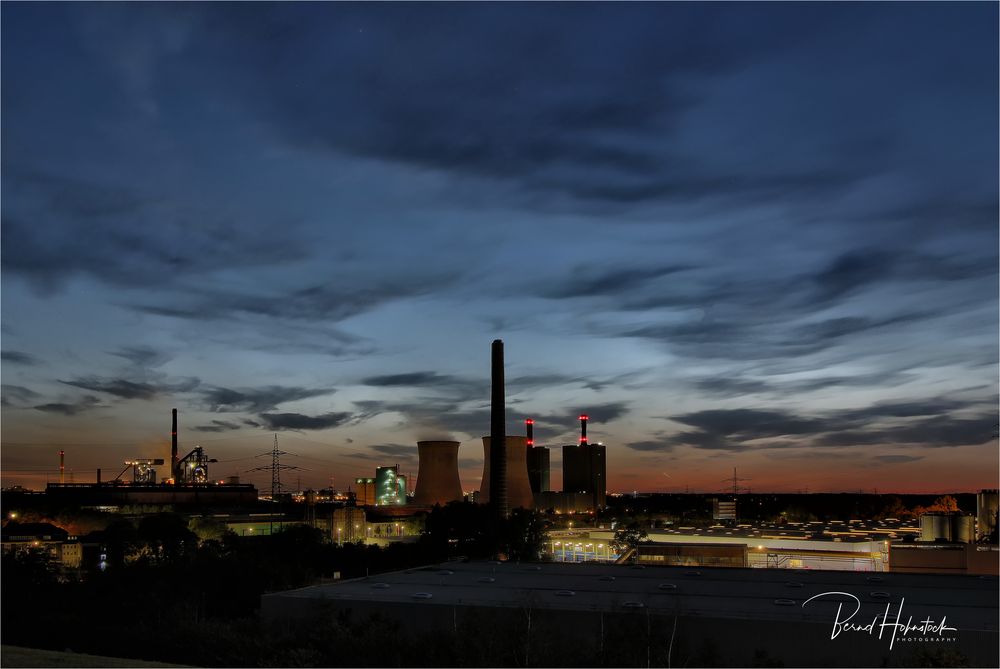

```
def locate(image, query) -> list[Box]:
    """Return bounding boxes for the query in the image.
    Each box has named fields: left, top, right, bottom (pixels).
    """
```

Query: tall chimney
left=97, top=468, right=102, bottom=485
left=579, top=414, right=589, bottom=446
left=59, top=450, right=65, bottom=484
left=526, top=418, right=534, bottom=447
left=171, top=408, right=178, bottom=482
left=490, top=340, right=508, bottom=519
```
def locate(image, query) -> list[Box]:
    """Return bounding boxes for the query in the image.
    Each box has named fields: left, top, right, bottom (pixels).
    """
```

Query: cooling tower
left=413, top=440, right=464, bottom=506
left=479, top=436, right=533, bottom=510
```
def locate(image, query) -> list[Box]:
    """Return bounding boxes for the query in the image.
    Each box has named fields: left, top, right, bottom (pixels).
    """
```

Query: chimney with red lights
left=171, top=408, right=178, bottom=482
left=579, top=414, right=589, bottom=446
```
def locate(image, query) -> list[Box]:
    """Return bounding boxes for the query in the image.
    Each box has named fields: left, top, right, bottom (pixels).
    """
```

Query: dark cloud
left=370, top=444, right=416, bottom=459
left=691, top=378, right=771, bottom=398
left=664, top=399, right=997, bottom=452
left=550, top=167, right=863, bottom=207
left=811, top=250, right=896, bottom=303
left=193, top=419, right=242, bottom=433
left=59, top=375, right=200, bottom=400
left=531, top=402, right=631, bottom=438
left=1, top=171, right=306, bottom=293
left=33, top=395, right=103, bottom=416
left=671, top=408, right=826, bottom=440
left=257, top=411, right=354, bottom=431
left=60, top=377, right=160, bottom=400
left=1, top=351, right=38, bottom=366
left=1, top=385, right=40, bottom=407
left=201, top=385, right=335, bottom=413
left=129, top=274, right=460, bottom=324
left=625, top=440, right=675, bottom=452
left=541, top=265, right=694, bottom=299
left=361, top=372, right=472, bottom=388
left=871, top=455, right=924, bottom=464
left=109, top=345, right=171, bottom=368
left=814, top=416, right=995, bottom=449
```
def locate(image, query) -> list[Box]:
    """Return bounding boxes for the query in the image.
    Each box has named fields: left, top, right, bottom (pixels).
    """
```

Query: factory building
left=561, top=415, right=606, bottom=510
left=534, top=491, right=593, bottom=514
left=354, top=478, right=376, bottom=506
left=36, top=409, right=258, bottom=507
left=261, top=561, right=1000, bottom=668
left=412, top=440, right=464, bottom=506
left=1, top=522, right=82, bottom=571
left=374, top=466, right=407, bottom=506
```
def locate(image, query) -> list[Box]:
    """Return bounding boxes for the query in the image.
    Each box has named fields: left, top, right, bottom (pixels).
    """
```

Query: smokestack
left=59, top=450, right=65, bottom=484
left=171, top=408, right=178, bottom=482
left=579, top=414, right=589, bottom=445
left=97, top=468, right=102, bottom=485
left=526, top=418, right=534, bottom=447
left=490, top=339, right=508, bottom=519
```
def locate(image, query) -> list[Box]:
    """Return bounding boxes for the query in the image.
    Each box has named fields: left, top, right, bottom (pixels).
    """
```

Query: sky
left=2, top=2, right=997, bottom=495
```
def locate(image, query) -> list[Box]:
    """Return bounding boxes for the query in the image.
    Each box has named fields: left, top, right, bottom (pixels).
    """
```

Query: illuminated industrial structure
left=412, top=440, right=464, bottom=506
left=354, top=478, right=376, bottom=506
left=39, top=409, right=257, bottom=505
left=375, top=465, right=407, bottom=506
left=176, top=446, right=217, bottom=485
left=119, top=458, right=164, bottom=484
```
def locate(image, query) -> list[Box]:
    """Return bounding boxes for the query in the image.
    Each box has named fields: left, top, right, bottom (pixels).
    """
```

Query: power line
left=245, top=434, right=307, bottom=498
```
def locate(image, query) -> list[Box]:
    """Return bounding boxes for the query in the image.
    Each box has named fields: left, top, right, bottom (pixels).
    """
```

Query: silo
left=920, top=513, right=953, bottom=542
left=479, top=436, right=534, bottom=510
left=977, top=489, right=998, bottom=541
left=412, top=441, right=463, bottom=506
left=951, top=515, right=975, bottom=544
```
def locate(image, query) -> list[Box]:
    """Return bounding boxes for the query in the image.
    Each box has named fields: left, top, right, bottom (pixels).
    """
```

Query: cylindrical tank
left=977, top=489, right=998, bottom=541
left=413, top=441, right=464, bottom=506
left=920, top=513, right=953, bottom=542
left=951, top=515, right=974, bottom=544
left=479, top=436, right=533, bottom=510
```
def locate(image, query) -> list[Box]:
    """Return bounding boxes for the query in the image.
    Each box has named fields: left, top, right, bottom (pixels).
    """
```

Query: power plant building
left=562, top=415, right=606, bottom=510
left=524, top=419, right=550, bottom=494
left=412, top=440, right=464, bottom=506
left=354, top=478, right=376, bottom=506
left=479, top=436, right=534, bottom=510
left=527, top=447, right=550, bottom=494
left=375, top=466, right=406, bottom=506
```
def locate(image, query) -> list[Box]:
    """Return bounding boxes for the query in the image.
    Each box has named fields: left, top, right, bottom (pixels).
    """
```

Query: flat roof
left=266, top=560, right=998, bottom=631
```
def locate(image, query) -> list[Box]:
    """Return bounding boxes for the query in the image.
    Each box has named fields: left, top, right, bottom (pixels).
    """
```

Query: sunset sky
left=2, top=3, right=997, bottom=495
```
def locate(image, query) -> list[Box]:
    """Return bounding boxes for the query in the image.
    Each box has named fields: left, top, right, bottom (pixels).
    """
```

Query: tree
left=501, top=508, right=546, bottom=562
left=611, top=522, right=648, bottom=561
